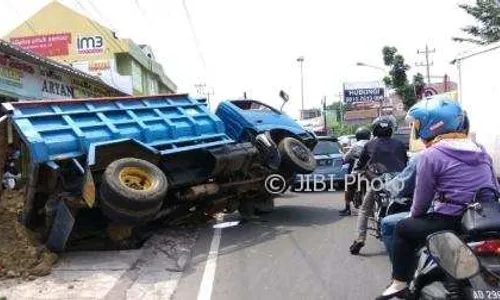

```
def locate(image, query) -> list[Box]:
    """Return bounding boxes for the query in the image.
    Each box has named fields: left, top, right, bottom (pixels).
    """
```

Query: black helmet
left=372, top=116, right=395, bottom=137
left=355, top=127, right=371, bottom=141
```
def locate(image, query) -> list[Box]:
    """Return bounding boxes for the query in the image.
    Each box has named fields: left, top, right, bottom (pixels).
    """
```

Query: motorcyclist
left=380, top=112, right=470, bottom=263
left=339, top=127, right=371, bottom=216
left=349, top=116, right=408, bottom=255
left=376, top=98, right=498, bottom=300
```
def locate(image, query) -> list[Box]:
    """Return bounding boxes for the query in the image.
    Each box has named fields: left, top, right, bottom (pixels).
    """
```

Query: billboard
left=76, top=35, right=105, bottom=55
left=10, top=33, right=71, bottom=57
left=343, top=81, right=385, bottom=104
left=0, top=50, right=116, bottom=100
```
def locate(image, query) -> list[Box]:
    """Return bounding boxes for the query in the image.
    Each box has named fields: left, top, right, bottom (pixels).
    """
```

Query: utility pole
left=416, top=45, right=436, bottom=85
left=322, top=96, right=327, bottom=132
left=297, top=56, right=305, bottom=116
left=194, top=83, right=214, bottom=109
left=337, top=91, right=344, bottom=127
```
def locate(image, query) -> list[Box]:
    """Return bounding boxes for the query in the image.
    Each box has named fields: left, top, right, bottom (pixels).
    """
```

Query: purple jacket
left=411, top=139, right=498, bottom=217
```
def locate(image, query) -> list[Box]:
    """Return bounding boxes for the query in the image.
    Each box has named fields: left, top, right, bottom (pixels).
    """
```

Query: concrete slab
left=0, top=270, right=125, bottom=300
left=56, top=250, right=143, bottom=271
left=126, top=270, right=182, bottom=300
left=138, top=229, right=198, bottom=272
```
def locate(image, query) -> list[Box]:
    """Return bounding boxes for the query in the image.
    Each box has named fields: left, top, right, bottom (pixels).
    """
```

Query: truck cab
left=216, top=99, right=317, bottom=149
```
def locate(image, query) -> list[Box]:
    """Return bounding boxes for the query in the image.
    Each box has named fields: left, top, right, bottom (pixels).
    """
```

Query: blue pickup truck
left=1, top=94, right=316, bottom=251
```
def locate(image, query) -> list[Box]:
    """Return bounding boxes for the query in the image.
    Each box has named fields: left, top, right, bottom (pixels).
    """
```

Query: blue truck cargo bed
left=2, top=94, right=234, bottom=163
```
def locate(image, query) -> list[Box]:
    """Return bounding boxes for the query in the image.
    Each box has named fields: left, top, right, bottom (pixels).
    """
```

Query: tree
left=412, top=73, right=425, bottom=100
left=382, top=46, right=425, bottom=110
left=453, top=0, right=500, bottom=45
left=326, top=101, right=353, bottom=111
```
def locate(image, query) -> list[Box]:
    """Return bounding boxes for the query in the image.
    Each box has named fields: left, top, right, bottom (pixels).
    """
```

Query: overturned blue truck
left=1, top=94, right=317, bottom=251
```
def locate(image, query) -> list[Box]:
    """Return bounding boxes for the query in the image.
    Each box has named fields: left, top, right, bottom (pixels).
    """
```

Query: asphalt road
left=173, top=191, right=391, bottom=300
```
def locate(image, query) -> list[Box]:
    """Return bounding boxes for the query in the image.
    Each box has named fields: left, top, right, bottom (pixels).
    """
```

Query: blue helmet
left=407, top=97, right=465, bottom=141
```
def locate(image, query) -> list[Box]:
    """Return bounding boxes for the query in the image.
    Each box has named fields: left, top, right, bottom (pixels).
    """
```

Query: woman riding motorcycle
left=376, top=98, right=498, bottom=300
left=340, top=127, right=372, bottom=216
left=380, top=112, right=470, bottom=263
left=349, top=116, right=407, bottom=255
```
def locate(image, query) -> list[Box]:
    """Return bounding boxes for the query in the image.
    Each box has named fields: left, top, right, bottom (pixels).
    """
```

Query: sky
left=0, top=0, right=479, bottom=118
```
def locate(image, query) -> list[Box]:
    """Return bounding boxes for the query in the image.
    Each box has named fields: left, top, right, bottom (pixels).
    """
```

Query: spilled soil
left=0, top=189, right=57, bottom=280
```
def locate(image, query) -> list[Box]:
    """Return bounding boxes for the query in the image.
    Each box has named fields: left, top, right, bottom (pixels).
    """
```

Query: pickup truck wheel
left=100, top=158, right=167, bottom=222
left=278, top=137, right=316, bottom=174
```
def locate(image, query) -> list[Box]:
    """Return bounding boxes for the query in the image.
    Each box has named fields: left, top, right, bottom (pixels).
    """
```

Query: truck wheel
left=278, top=137, right=316, bottom=174
left=254, top=196, right=275, bottom=215
left=238, top=201, right=256, bottom=220
left=100, top=158, right=167, bottom=223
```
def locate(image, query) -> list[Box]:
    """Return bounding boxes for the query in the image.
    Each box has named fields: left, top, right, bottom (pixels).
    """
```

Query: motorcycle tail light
left=472, top=240, right=500, bottom=255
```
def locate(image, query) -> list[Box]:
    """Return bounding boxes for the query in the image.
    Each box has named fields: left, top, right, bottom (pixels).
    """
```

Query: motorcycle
left=408, top=188, right=500, bottom=299
left=366, top=172, right=412, bottom=239
left=369, top=192, right=411, bottom=239
left=409, top=230, right=500, bottom=300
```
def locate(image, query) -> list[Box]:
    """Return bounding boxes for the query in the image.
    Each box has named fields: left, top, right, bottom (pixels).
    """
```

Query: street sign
left=343, top=81, right=385, bottom=104
left=423, top=87, right=438, bottom=98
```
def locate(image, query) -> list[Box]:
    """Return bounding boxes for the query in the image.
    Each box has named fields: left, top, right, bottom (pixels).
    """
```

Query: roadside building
left=0, top=38, right=128, bottom=191
left=4, top=1, right=176, bottom=96
left=422, top=81, right=458, bottom=98
left=0, top=38, right=124, bottom=103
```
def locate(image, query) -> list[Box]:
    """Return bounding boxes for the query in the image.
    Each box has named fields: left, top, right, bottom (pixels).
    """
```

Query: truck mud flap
left=46, top=201, right=75, bottom=252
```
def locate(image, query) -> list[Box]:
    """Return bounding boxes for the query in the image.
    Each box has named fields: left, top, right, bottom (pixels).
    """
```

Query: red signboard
left=10, top=33, right=71, bottom=57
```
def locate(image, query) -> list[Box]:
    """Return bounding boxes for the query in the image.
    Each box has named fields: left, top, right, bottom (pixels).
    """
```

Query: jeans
left=392, top=213, right=461, bottom=282
left=381, top=212, right=409, bottom=262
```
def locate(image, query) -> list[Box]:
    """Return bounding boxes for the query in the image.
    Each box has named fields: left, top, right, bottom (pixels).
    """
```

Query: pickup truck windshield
left=232, top=100, right=280, bottom=113
left=313, top=140, right=341, bottom=155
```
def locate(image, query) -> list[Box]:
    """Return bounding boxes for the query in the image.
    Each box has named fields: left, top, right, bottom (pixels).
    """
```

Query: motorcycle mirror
left=426, top=231, right=480, bottom=280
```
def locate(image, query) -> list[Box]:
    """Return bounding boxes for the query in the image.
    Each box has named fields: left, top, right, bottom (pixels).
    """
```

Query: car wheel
left=100, top=158, right=168, bottom=224
left=278, top=137, right=316, bottom=174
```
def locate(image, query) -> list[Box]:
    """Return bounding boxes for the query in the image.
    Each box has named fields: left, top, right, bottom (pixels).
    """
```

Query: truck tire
left=100, top=158, right=167, bottom=223
left=278, top=137, right=316, bottom=174
left=100, top=194, right=161, bottom=225
left=254, top=196, right=275, bottom=215
left=238, top=200, right=256, bottom=220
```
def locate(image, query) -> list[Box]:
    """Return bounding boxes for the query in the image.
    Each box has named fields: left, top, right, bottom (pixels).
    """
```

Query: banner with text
left=343, top=81, right=385, bottom=104
left=10, top=33, right=71, bottom=57
left=0, top=51, right=115, bottom=100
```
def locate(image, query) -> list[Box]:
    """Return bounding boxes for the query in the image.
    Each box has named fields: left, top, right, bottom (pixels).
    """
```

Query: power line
left=416, top=44, right=436, bottom=85
left=86, top=0, right=118, bottom=33
left=133, top=0, right=148, bottom=18
left=72, top=0, right=127, bottom=92
left=73, top=0, right=126, bottom=53
left=6, top=0, right=38, bottom=36
left=182, top=0, right=207, bottom=71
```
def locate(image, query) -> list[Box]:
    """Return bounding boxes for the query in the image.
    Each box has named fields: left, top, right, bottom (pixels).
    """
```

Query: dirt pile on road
left=0, top=189, right=57, bottom=279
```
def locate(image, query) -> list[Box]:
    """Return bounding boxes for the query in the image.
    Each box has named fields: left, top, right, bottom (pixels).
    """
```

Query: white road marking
left=197, top=218, right=223, bottom=300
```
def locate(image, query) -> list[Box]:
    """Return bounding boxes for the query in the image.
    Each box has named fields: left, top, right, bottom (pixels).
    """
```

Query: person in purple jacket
left=376, top=97, right=499, bottom=300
